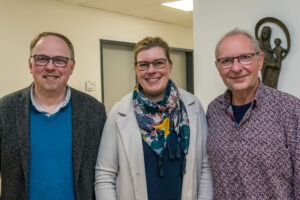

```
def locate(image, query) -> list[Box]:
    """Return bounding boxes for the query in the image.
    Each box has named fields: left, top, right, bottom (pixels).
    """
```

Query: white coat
left=95, top=89, right=213, bottom=200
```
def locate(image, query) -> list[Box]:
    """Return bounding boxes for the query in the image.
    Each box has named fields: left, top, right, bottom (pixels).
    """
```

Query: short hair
left=30, top=32, right=75, bottom=59
left=215, top=28, right=261, bottom=59
left=133, top=37, right=172, bottom=64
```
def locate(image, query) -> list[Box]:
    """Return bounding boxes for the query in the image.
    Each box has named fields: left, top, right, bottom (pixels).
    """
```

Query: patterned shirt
left=207, top=81, right=300, bottom=200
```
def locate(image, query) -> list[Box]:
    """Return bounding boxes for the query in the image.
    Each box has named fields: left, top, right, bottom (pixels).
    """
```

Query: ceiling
left=55, top=0, right=193, bottom=27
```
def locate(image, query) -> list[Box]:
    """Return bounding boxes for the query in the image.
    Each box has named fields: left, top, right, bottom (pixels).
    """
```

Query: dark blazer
left=0, top=86, right=106, bottom=200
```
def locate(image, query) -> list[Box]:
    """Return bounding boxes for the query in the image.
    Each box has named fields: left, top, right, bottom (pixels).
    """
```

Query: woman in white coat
left=95, top=37, right=213, bottom=200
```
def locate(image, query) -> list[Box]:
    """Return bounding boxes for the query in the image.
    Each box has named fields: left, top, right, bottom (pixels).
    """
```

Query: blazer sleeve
left=196, top=101, right=213, bottom=200
left=95, top=103, right=120, bottom=200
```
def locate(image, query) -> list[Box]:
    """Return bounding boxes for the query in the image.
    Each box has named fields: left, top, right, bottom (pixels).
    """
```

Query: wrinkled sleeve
left=95, top=105, right=119, bottom=200
left=197, top=101, right=213, bottom=200
left=283, top=98, right=300, bottom=199
left=294, top=105, right=300, bottom=198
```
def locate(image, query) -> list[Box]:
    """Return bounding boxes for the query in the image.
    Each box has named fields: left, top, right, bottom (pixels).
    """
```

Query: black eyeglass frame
left=135, top=58, right=168, bottom=71
left=216, top=52, right=260, bottom=68
left=30, top=54, right=72, bottom=68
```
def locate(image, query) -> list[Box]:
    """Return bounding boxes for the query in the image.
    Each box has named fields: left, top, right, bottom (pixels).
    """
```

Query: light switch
left=85, top=81, right=96, bottom=92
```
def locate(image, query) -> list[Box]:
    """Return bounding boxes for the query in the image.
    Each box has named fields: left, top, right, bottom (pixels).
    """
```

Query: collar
left=30, top=84, right=71, bottom=116
left=219, top=79, right=266, bottom=110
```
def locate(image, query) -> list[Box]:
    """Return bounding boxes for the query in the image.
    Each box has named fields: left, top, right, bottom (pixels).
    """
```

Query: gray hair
left=215, top=28, right=261, bottom=59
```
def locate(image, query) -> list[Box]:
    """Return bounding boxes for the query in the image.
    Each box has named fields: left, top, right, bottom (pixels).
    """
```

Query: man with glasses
left=206, top=29, right=300, bottom=199
left=0, top=32, right=106, bottom=200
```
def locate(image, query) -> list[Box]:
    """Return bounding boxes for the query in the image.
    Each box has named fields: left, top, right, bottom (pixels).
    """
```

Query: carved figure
left=273, top=38, right=288, bottom=63
left=255, top=17, right=290, bottom=89
left=264, top=38, right=289, bottom=88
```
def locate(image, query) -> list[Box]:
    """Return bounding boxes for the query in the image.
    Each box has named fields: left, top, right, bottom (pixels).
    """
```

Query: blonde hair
left=134, top=37, right=172, bottom=64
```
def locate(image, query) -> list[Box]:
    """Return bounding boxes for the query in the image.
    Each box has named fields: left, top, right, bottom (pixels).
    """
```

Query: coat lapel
left=116, top=95, right=148, bottom=200
left=179, top=90, right=198, bottom=199
left=71, top=90, right=87, bottom=188
left=17, top=87, right=32, bottom=195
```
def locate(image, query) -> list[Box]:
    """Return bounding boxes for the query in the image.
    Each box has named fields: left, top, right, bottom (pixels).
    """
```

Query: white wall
left=194, top=0, right=300, bottom=110
left=0, top=0, right=193, bottom=100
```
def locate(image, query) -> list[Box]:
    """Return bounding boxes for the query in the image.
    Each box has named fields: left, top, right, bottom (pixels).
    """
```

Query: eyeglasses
left=216, top=52, right=260, bottom=69
left=31, top=54, right=72, bottom=68
left=135, top=58, right=167, bottom=71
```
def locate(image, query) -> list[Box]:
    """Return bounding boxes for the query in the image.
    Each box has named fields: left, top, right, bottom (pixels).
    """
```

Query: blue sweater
left=29, top=102, right=75, bottom=200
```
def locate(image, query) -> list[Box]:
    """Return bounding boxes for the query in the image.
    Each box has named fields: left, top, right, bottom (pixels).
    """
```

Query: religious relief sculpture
left=255, top=17, right=290, bottom=89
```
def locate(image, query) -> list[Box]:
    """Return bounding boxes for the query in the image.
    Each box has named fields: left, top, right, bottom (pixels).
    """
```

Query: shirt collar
left=30, top=83, right=71, bottom=116
left=219, top=79, right=265, bottom=109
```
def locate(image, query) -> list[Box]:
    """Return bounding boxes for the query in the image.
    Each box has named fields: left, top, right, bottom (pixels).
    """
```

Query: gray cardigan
left=0, top=86, right=106, bottom=200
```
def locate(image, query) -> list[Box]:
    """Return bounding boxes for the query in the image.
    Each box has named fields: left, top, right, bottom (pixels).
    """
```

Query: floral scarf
left=133, top=80, right=190, bottom=176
